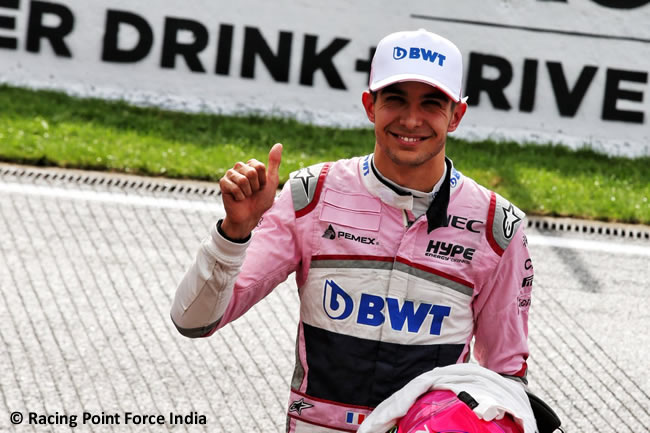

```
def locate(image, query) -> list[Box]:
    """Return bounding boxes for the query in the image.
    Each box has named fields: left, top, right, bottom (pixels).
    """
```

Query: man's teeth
left=399, top=136, right=420, bottom=142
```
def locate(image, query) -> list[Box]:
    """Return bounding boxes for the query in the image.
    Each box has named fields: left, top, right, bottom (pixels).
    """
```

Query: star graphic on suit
left=288, top=398, right=314, bottom=415
left=292, top=167, right=315, bottom=197
left=502, top=203, right=522, bottom=239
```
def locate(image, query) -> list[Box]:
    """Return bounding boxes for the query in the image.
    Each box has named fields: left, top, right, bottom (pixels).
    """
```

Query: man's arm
left=170, top=220, right=252, bottom=337
left=170, top=143, right=299, bottom=337
left=473, top=224, right=533, bottom=383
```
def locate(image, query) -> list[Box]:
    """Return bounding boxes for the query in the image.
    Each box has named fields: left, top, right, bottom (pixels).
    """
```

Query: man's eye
left=385, top=96, right=403, bottom=102
left=424, top=100, right=442, bottom=106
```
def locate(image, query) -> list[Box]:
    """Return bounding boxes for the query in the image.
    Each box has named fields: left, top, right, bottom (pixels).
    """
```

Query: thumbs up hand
left=219, top=143, right=283, bottom=240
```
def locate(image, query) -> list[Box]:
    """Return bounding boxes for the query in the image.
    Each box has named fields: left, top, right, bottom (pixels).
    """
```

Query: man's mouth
left=389, top=132, right=429, bottom=143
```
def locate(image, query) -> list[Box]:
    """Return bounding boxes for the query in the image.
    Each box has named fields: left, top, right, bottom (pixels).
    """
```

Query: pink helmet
left=395, top=390, right=523, bottom=433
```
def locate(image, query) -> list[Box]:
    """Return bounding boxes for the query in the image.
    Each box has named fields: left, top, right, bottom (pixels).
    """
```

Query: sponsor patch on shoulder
left=490, top=193, right=526, bottom=253
left=289, top=162, right=329, bottom=215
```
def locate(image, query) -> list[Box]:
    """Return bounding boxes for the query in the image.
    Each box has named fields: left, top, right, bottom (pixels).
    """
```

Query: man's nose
left=400, top=105, right=423, bottom=129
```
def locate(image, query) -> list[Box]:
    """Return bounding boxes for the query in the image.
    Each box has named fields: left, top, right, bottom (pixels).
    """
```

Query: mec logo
left=323, top=280, right=451, bottom=335
left=392, top=46, right=446, bottom=66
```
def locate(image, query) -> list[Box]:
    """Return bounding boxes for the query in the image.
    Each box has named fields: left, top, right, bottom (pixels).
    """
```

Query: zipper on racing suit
left=403, top=209, right=417, bottom=229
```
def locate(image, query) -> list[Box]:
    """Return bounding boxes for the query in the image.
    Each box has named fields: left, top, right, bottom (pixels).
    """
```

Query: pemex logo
left=322, top=224, right=336, bottom=240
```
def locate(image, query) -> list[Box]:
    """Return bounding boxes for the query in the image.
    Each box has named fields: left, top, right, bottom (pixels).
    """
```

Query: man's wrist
left=218, top=219, right=252, bottom=243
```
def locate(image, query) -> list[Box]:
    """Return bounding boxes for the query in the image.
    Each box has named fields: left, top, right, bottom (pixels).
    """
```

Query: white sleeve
left=170, top=222, right=251, bottom=337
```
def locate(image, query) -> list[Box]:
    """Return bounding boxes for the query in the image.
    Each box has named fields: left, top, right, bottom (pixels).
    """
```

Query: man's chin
left=389, top=152, right=436, bottom=168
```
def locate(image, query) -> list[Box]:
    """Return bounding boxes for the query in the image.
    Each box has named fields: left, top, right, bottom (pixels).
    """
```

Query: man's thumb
left=267, top=143, right=283, bottom=182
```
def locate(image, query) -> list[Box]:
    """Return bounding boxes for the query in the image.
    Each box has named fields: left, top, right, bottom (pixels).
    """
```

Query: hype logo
left=323, top=280, right=353, bottom=320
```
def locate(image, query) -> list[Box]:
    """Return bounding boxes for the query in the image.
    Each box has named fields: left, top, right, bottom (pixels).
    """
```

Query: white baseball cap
left=369, top=29, right=466, bottom=103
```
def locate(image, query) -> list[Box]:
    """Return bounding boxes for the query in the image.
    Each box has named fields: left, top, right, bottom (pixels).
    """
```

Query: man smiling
left=363, top=81, right=465, bottom=193
left=171, top=29, right=534, bottom=433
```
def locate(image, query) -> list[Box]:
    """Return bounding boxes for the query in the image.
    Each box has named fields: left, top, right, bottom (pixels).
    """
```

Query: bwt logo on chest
left=323, top=280, right=451, bottom=335
left=393, top=46, right=446, bottom=66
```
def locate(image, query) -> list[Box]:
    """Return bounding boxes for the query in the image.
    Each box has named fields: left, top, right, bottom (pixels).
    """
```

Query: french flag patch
left=346, top=411, right=366, bottom=425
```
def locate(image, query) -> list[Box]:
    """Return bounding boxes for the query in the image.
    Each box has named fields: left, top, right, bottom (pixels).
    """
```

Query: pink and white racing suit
left=171, top=155, right=533, bottom=433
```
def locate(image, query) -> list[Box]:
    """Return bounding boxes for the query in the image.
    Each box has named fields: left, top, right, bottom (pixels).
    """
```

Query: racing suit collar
left=360, top=154, right=414, bottom=210
left=359, top=155, right=457, bottom=233
left=426, top=157, right=452, bottom=233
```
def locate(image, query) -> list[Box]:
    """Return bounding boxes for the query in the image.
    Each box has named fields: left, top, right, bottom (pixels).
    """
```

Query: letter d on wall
left=102, top=10, right=153, bottom=63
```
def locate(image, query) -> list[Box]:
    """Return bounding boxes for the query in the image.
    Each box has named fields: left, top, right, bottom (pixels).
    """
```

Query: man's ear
left=361, top=91, right=375, bottom=123
left=447, top=101, right=467, bottom=132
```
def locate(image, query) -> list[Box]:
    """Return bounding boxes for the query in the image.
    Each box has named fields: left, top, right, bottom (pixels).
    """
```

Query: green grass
left=1, top=84, right=649, bottom=224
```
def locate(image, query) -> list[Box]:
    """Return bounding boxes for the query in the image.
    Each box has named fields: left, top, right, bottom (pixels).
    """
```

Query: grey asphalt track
left=0, top=163, right=648, bottom=433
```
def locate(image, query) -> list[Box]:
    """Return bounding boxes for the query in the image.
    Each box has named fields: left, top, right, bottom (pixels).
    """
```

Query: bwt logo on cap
left=392, top=46, right=446, bottom=66
left=393, top=47, right=408, bottom=60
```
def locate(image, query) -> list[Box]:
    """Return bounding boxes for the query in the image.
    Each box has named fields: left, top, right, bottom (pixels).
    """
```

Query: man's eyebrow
left=381, top=85, right=449, bottom=100
left=422, top=91, right=448, bottom=100
left=380, top=85, right=406, bottom=95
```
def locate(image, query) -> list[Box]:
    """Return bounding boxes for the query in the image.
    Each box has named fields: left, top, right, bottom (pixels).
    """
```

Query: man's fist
left=219, top=143, right=283, bottom=240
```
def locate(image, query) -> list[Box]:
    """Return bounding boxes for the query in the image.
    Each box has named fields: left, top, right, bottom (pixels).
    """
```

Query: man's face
left=362, top=81, right=466, bottom=176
